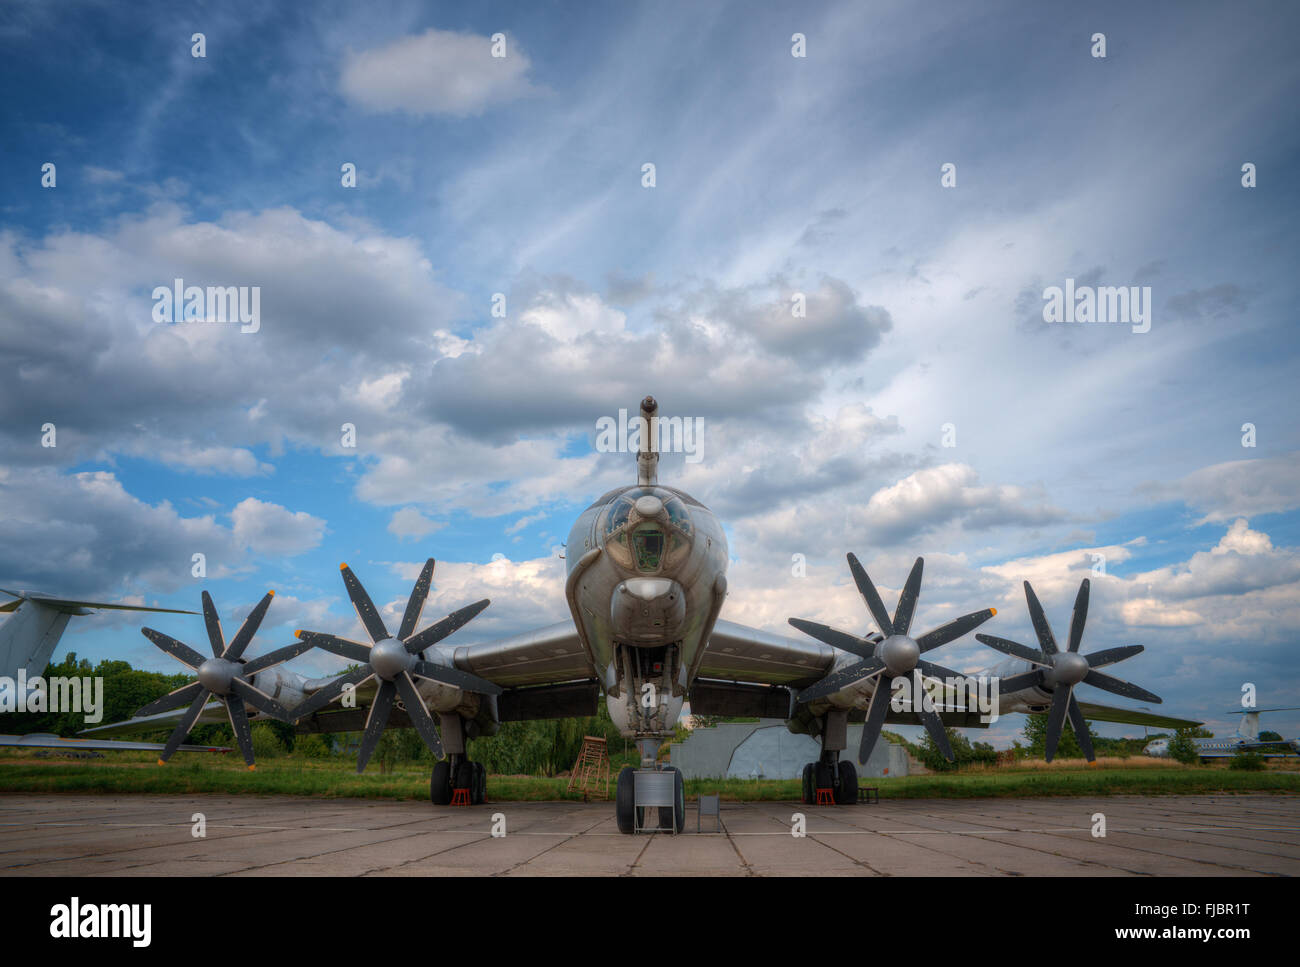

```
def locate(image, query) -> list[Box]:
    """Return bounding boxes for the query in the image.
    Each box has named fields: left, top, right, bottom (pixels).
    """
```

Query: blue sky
left=2, top=0, right=1299, bottom=746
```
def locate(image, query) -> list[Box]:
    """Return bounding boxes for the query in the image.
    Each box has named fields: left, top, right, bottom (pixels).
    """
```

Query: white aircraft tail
left=0, top=589, right=195, bottom=679
left=1227, top=707, right=1300, bottom=741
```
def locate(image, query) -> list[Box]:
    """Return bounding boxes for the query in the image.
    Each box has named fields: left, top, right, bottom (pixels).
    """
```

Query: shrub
left=250, top=723, right=285, bottom=759
left=1229, top=751, right=1266, bottom=771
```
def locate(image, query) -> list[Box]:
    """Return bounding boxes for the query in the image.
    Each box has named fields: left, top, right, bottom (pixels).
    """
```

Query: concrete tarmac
left=1, top=793, right=1297, bottom=876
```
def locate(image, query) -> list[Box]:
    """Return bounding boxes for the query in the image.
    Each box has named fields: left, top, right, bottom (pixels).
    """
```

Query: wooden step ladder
left=566, top=736, right=611, bottom=801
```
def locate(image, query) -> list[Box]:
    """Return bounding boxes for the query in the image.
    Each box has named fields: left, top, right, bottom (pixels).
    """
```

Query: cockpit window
left=664, top=496, right=692, bottom=535
left=632, top=526, right=665, bottom=571
left=603, top=497, right=633, bottom=537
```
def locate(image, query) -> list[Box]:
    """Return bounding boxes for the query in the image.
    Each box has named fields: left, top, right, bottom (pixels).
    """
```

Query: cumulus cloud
left=340, top=29, right=538, bottom=117
left=1144, top=453, right=1300, bottom=523
left=387, top=507, right=444, bottom=541
left=230, top=498, right=326, bottom=557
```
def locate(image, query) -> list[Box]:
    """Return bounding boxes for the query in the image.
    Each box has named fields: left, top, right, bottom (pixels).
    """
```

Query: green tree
left=1167, top=728, right=1202, bottom=764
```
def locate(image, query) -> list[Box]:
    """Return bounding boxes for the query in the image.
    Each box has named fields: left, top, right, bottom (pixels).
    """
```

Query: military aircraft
left=1144, top=706, right=1300, bottom=759
left=76, top=395, right=1201, bottom=833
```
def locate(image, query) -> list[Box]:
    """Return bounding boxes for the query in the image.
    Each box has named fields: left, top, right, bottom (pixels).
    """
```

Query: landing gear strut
left=801, top=710, right=857, bottom=804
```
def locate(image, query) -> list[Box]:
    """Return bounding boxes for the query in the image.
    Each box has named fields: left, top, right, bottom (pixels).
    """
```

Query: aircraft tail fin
left=0, top=590, right=195, bottom=679
left=1226, top=707, right=1300, bottom=741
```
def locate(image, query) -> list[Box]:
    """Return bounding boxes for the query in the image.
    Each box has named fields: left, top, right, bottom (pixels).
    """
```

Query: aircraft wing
left=77, top=700, right=232, bottom=738
left=450, top=619, right=595, bottom=688
left=694, top=618, right=835, bottom=688
left=2, top=732, right=228, bottom=753
left=1075, top=702, right=1203, bottom=730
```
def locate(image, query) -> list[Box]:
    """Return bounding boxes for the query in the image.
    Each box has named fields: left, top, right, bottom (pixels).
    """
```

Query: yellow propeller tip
left=268, top=590, right=275, bottom=597
left=157, top=759, right=166, bottom=766
left=294, top=629, right=303, bottom=639
left=248, top=764, right=256, bottom=772
left=990, top=608, right=997, bottom=616
left=339, top=562, right=348, bottom=570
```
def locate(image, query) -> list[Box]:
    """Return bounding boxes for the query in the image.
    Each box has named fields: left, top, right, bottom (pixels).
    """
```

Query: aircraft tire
left=472, top=762, right=486, bottom=804
left=430, top=760, right=452, bottom=805
left=801, top=763, right=815, bottom=804
left=658, top=766, right=685, bottom=832
left=616, top=766, right=636, bottom=834
left=835, top=760, right=858, bottom=805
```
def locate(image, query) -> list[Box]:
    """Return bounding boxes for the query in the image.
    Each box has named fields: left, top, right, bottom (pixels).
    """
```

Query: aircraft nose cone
left=197, top=658, right=234, bottom=695
left=611, top=579, right=686, bottom=642
left=1052, top=652, right=1089, bottom=685
left=622, top=578, right=675, bottom=601
left=879, top=635, right=920, bottom=677
left=369, top=638, right=411, bottom=681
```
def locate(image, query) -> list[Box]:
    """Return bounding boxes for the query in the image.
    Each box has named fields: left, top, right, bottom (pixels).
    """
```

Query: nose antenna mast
left=636, top=395, right=659, bottom=486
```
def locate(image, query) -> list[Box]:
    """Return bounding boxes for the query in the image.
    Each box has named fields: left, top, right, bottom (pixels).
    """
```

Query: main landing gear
left=431, top=753, right=486, bottom=805
left=800, top=753, right=858, bottom=805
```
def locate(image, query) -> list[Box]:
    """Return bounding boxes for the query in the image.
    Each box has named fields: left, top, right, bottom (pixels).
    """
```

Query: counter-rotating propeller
left=789, top=555, right=996, bottom=765
left=291, top=559, right=501, bottom=772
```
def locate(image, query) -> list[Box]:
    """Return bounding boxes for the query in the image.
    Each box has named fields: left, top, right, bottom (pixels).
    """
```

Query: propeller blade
left=919, top=705, right=954, bottom=761
left=787, top=618, right=876, bottom=660
left=998, top=669, right=1046, bottom=693
left=230, top=676, right=292, bottom=721
left=141, top=627, right=207, bottom=670
left=240, top=637, right=318, bottom=676
left=856, top=680, right=893, bottom=765
left=160, top=688, right=211, bottom=763
left=847, top=553, right=894, bottom=637
left=1044, top=685, right=1072, bottom=762
left=339, top=563, right=389, bottom=643
left=795, top=657, right=885, bottom=704
left=892, top=557, right=924, bottom=636
left=224, top=591, right=274, bottom=661
left=915, top=658, right=961, bottom=681
left=1023, top=582, right=1058, bottom=655
left=291, top=667, right=374, bottom=720
left=201, top=590, right=226, bottom=658
left=975, top=633, right=1049, bottom=665
left=398, top=558, right=436, bottom=642
left=294, top=631, right=372, bottom=665
left=404, top=599, right=491, bottom=654
left=1066, top=693, right=1095, bottom=762
left=1067, top=579, right=1089, bottom=654
left=410, top=660, right=504, bottom=696
left=1084, top=645, right=1143, bottom=669
left=355, top=680, right=397, bottom=772
left=1082, top=669, right=1162, bottom=704
left=226, top=694, right=256, bottom=768
left=914, top=608, right=997, bottom=652
left=394, top=670, right=444, bottom=759
left=136, top=680, right=203, bottom=717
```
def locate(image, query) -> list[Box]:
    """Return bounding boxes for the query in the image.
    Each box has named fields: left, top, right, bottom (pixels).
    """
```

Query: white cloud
left=230, top=497, right=326, bottom=556
left=340, top=29, right=538, bottom=117
left=387, top=507, right=443, bottom=541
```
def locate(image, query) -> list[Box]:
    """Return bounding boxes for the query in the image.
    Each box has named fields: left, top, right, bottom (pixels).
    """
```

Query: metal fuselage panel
left=565, top=485, right=728, bottom=708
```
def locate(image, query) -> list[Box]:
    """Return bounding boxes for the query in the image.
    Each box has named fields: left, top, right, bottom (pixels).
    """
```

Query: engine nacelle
left=247, top=667, right=305, bottom=714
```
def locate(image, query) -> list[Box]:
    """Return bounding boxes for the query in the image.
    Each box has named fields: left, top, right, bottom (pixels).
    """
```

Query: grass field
left=1, top=749, right=1297, bottom=802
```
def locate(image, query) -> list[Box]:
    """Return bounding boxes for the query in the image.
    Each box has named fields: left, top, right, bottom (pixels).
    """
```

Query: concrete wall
left=670, top=718, right=909, bottom=779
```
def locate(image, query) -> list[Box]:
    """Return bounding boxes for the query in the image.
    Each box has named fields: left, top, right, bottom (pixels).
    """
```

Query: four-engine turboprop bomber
left=78, top=396, right=1202, bottom=834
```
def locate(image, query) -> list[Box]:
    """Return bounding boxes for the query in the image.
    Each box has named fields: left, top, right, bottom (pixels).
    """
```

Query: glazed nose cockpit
left=601, top=491, right=693, bottom=642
